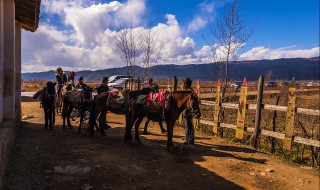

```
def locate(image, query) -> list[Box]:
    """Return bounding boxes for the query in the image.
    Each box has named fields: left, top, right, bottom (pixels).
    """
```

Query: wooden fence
left=170, top=75, right=320, bottom=150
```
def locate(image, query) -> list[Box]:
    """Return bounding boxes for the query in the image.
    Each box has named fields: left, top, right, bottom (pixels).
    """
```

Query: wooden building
left=0, top=0, right=41, bottom=186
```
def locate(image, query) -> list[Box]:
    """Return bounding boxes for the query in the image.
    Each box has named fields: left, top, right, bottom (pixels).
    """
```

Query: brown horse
left=124, top=91, right=201, bottom=151
left=87, top=92, right=125, bottom=135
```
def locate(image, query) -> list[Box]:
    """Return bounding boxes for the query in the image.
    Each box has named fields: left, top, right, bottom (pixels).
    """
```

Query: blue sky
left=21, top=0, right=319, bottom=72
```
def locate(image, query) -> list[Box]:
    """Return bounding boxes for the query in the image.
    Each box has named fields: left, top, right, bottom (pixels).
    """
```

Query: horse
left=87, top=91, right=126, bottom=135
left=124, top=90, right=201, bottom=151
left=62, top=86, right=93, bottom=131
left=33, top=82, right=56, bottom=129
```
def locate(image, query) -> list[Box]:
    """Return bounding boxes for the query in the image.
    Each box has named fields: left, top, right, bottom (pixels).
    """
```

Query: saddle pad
left=147, top=91, right=166, bottom=107
left=67, top=89, right=83, bottom=103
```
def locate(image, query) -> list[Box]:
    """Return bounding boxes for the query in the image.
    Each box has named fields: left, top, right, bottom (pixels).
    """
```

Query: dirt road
left=1, top=96, right=319, bottom=190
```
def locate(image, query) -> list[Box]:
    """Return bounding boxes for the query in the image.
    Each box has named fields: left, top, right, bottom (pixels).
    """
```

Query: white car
left=307, top=82, right=314, bottom=87
left=108, top=75, right=131, bottom=83
left=230, top=81, right=242, bottom=88
left=108, top=78, right=130, bottom=89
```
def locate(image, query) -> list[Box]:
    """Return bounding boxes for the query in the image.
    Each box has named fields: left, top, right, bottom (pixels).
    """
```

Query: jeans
left=185, top=114, right=194, bottom=144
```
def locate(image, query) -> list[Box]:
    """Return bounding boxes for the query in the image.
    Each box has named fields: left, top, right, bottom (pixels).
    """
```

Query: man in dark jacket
left=94, top=76, right=110, bottom=129
left=95, top=76, right=109, bottom=93
left=75, top=76, right=88, bottom=89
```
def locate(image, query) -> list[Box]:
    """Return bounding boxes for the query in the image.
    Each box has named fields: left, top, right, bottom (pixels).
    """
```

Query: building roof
left=15, top=0, right=41, bottom=32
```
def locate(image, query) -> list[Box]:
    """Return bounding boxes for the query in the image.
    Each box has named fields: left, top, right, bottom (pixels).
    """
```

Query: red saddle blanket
left=147, top=91, right=166, bottom=108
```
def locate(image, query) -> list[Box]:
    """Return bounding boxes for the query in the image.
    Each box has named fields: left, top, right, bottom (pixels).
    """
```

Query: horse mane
left=171, top=90, right=193, bottom=108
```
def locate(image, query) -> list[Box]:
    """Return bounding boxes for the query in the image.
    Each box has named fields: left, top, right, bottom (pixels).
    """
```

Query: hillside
left=22, top=57, right=320, bottom=81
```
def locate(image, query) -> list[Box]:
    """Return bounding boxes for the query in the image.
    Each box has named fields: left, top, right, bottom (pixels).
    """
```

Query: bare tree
left=140, top=21, right=163, bottom=81
left=111, top=22, right=142, bottom=78
left=205, top=0, right=256, bottom=98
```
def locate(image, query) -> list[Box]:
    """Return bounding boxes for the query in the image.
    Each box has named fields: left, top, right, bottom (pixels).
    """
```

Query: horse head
left=186, top=93, right=201, bottom=119
left=46, top=81, right=56, bottom=95
left=83, top=86, right=93, bottom=101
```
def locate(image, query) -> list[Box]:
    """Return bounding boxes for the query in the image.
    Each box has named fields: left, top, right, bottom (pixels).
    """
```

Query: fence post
left=284, top=77, right=296, bottom=150
left=235, top=77, right=248, bottom=139
left=250, top=75, right=264, bottom=148
left=213, top=79, right=221, bottom=134
left=173, top=76, right=178, bottom=91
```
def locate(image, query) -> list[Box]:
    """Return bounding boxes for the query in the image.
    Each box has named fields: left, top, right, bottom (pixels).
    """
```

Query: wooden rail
left=200, top=100, right=320, bottom=116
left=199, top=120, right=320, bottom=148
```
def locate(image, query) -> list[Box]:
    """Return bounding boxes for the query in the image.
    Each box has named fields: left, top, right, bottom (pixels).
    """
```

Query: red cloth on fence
left=147, top=91, right=166, bottom=107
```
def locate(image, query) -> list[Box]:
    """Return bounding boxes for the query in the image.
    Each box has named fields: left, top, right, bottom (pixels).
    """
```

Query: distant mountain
left=22, top=57, right=320, bottom=81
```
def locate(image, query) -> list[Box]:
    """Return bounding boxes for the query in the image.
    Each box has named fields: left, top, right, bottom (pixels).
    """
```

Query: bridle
left=187, top=93, right=200, bottom=115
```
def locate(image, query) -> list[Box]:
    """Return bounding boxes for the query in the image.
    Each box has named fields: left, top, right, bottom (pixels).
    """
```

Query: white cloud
left=64, top=2, right=121, bottom=44
left=41, top=0, right=89, bottom=15
left=239, top=46, right=320, bottom=60
left=188, top=16, right=206, bottom=32
left=187, top=1, right=215, bottom=33
left=115, top=0, right=146, bottom=26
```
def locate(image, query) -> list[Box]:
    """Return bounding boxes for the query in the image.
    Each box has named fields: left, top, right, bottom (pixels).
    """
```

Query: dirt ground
left=1, top=96, right=319, bottom=190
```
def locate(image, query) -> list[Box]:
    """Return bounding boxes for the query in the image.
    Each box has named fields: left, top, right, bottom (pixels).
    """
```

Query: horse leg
left=134, top=117, right=143, bottom=143
left=67, top=106, right=73, bottom=129
left=166, top=120, right=175, bottom=152
left=53, top=105, right=56, bottom=125
left=48, top=107, right=53, bottom=129
left=44, top=108, right=48, bottom=129
left=62, top=102, right=67, bottom=130
left=78, top=106, right=85, bottom=133
left=143, top=119, right=150, bottom=135
left=98, top=113, right=105, bottom=135
left=124, top=111, right=133, bottom=141
left=159, top=121, right=167, bottom=133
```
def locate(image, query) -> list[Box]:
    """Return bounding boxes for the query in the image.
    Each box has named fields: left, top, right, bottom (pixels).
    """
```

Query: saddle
left=107, top=89, right=124, bottom=110
left=145, top=91, right=167, bottom=110
left=64, top=89, right=83, bottom=104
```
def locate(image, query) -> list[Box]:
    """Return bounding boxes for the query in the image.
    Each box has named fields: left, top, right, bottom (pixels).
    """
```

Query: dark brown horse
left=87, top=92, right=125, bottom=135
left=62, top=86, right=93, bottom=131
left=124, top=91, right=201, bottom=151
left=33, top=81, right=56, bottom=129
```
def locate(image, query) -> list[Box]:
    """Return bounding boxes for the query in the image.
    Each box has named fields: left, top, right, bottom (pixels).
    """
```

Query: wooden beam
left=199, top=119, right=320, bottom=147
left=201, top=101, right=320, bottom=116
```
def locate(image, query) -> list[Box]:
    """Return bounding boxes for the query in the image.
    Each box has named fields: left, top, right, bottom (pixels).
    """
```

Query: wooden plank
left=212, top=80, right=221, bottom=134
left=199, top=120, right=320, bottom=147
left=201, top=101, right=320, bottom=116
left=235, top=78, right=248, bottom=139
left=284, top=78, right=296, bottom=150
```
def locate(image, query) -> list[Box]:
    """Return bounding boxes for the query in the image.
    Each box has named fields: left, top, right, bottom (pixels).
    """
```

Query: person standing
left=75, top=76, right=88, bottom=89
left=55, top=67, right=68, bottom=95
left=183, top=78, right=195, bottom=145
left=95, top=76, right=109, bottom=94
left=94, top=76, right=110, bottom=129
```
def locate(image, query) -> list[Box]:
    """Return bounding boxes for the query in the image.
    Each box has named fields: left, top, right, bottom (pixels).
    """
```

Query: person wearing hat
left=95, top=76, right=109, bottom=94
left=183, top=78, right=195, bottom=145
left=75, top=76, right=88, bottom=89
left=148, top=78, right=159, bottom=93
